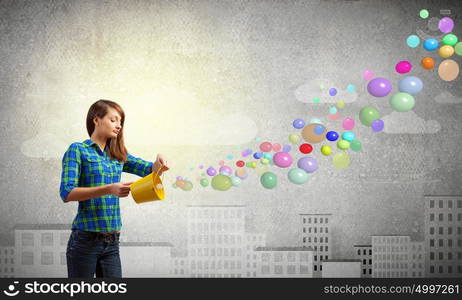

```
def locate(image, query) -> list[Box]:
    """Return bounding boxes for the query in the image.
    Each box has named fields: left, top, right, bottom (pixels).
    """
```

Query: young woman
left=59, top=99, right=169, bottom=278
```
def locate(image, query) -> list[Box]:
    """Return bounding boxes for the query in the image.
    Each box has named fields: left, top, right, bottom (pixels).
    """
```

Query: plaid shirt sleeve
left=59, top=143, right=81, bottom=202
left=123, top=153, right=154, bottom=177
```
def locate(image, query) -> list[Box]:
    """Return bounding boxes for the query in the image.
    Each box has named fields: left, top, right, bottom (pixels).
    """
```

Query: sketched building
left=372, top=235, right=410, bottom=278
left=245, top=233, right=266, bottom=278
left=120, top=242, right=172, bottom=277
left=299, top=213, right=332, bottom=277
left=0, top=237, right=15, bottom=278
left=170, top=248, right=189, bottom=277
left=409, top=241, right=425, bottom=278
left=424, top=195, right=462, bottom=277
left=322, top=259, right=361, bottom=278
left=353, top=245, right=372, bottom=278
left=187, top=205, right=246, bottom=278
left=14, top=224, right=71, bottom=277
left=255, top=247, right=314, bottom=277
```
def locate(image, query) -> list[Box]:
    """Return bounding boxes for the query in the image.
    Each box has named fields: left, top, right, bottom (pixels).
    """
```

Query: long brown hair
left=86, top=99, right=128, bottom=162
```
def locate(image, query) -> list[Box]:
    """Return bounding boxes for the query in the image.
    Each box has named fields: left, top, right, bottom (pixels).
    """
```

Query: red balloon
left=236, top=160, right=245, bottom=168
left=299, top=143, right=313, bottom=154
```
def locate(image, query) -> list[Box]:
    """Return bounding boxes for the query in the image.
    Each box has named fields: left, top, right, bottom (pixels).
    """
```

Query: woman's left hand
left=153, top=154, right=170, bottom=174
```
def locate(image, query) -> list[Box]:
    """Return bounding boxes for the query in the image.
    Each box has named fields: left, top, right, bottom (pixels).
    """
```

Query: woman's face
left=94, top=107, right=122, bottom=139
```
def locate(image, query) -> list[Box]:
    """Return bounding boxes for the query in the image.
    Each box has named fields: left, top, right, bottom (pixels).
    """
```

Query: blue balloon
left=398, top=76, right=423, bottom=95
left=342, top=131, right=356, bottom=142
left=292, top=119, right=305, bottom=129
left=253, top=151, right=263, bottom=159
left=314, top=125, right=325, bottom=135
left=326, top=131, right=339, bottom=141
left=423, top=38, right=439, bottom=51
left=406, top=35, right=420, bottom=48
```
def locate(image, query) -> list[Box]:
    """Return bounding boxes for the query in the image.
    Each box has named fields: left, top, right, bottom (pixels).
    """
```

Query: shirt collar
left=83, top=139, right=108, bottom=152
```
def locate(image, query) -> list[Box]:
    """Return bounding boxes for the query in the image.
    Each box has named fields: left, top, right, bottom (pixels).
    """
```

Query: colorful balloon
left=273, top=152, right=293, bottom=168
left=371, top=119, right=384, bottom=132
left=261, top=158, right=270, bottom=165
left=272, top=143, right=282, bottom=152
left=282, top=144, right=291, bottom=152
left=337, top=100, right=345, bottom=108
left=342, top=117, right=355, bottom=130
left=367, top=77, right=392, bottom=97
left=301, top=123, right=326, bottom=144
left=326, top=131, right=339, bottom=141
left=297, top=157, right=318, bottom=173
left=438, top=17, right=454, bottom=34
left=350, top=140, right=362, bottom=152
left=438, top=59, right=459, bottom=81
left=455, top=42, right=462, bottom=56
left=182, top=181, right=193, bottom=191
left=327, top=112, right=340, bottom=121
left=337, top=139, right=350, bottom=150
left=211, top=174, right=232, bottom=191
left=231, top=176, right=241, bottom=187
left=292, top=119, right=305, bottom=129
left=359, top=106, right=381, bottom=126
left=206, top=167, right=217, bottom=176
left=219, top=165, right=232, bottom=176
left=333, top=152, right=350, bottom=169
left=289, top=134, right=300, bottom=144
left=288, top=168, right=309, bottom=184
left=260, top=172, right=277, bottom=189
left=236, top=160, right=245, bottom=168
left=321, top=145, right=332, bottom=156
left=329, top=106, right=338, bottom=114
left=299, top=143, right=313, bottom=154
left=442, top=34, right=458, bottom=46
left=200, top=178, right=209, bottom=187
left=439, top=45, right=454, bottom=58
left=390, top=92, right=415, bottom=112
left=398, top=76, right=423, bottom=95
left=423, top=38, right=439, bottom=51
left=253, top=152, right=263, bottom=159
left=419, top=9, right=429, bottom=19
left=259, top=142, right=272, bottom=152
left=421, top=57, right=435, bottom=69
left=406, top=35, right=420, bottom=48
left=329, top=88, right=337, bottom=96
left=363, top=69, right=374, bottom=81
left=235, top=168, right=248, bottom=179
left=346, top=84, right=356, bottom=93
left=341, top=131, right=355, bottom=142
left=395, top=61, right=412, bottom=74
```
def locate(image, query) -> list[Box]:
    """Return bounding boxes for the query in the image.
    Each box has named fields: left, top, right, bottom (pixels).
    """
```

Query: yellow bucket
left=130, top=168, right=165, bottom=204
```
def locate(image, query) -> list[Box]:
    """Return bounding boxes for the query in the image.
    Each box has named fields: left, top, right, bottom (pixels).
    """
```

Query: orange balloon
left=421, top=57, right=435, bottom=70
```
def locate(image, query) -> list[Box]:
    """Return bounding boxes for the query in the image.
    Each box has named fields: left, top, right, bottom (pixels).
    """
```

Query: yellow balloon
left=250, top=162, right=257, bottom=168
left=332, top=152, right=350, bottom=169
left=289, top=134, right=300, bottom=144
left=438, top=59, right=460, bottom=81
left=321, top=145, right=332, bottom=156
left=438, top=45, right=454, bottom=58
left=261, top=158, right=269, bottom=165
left=336, top=100, right=345, bottom=109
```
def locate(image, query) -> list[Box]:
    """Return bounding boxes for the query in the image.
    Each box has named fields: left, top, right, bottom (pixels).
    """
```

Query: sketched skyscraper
left=353, top=245, right=372, bottom=278
left=424, top=195, right=462, bottom=277
left=187, top=205, right=246, bottom=278
left=299, top=213, right=332, bottom=277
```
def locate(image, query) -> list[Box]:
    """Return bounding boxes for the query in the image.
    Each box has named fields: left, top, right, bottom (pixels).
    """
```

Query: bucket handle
left=152, top=163, right=165, bottom=189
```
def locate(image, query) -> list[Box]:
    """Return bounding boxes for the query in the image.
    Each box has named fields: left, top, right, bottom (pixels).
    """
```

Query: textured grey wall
left=1, top=0, right=461, bottom=267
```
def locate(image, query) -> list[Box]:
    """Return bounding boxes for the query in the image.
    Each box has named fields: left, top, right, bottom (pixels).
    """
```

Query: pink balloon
left=342, top=117, right=355, bottom=130
left=273, top=152, right=293, bottom=168
left=219, top=165, right=232, bottom=176
left=259, top=142, right=272, bottom=152
left=328, top=112, right=340, bottom=120
left=272, top=143, right=282, bottom=152
left=395, top=61, right=412, bottom=74
left=363, top=69, right=374, bottom=81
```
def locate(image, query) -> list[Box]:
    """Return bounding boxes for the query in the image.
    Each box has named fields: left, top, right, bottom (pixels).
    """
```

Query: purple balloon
left=282, top=144, right=292, bottom=152
left=438, top=17, right=454, bottom=34
left=329, top=88, right=337, bottom=96
left=219, top=165, right=232, bottom=176
left=206, top=167, right=217, bottom=176
left=367, top=77, right=392, bottom=97
left=371, top=119, right=384, bottom=132
left=297, top=157, right=318, bottom=173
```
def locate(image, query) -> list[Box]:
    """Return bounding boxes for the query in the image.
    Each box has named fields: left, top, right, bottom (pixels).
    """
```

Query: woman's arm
left=64, top=182, right=133, bottom=202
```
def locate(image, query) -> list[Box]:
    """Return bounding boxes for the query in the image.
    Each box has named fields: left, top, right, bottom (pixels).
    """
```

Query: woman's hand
left=152, top=154, right=170, bottom=175
left=109, top=182, right=133, bottom=198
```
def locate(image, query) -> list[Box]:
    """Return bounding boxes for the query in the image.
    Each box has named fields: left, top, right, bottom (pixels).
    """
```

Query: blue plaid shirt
left=59, top=139, right=153, bottom=232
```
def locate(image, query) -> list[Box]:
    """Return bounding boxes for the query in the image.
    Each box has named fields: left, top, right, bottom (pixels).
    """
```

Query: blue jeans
left=66, top=229, right=122, bottom=278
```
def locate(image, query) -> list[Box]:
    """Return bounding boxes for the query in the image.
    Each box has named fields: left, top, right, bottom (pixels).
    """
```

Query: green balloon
left=181, top=181, right=193, bottom=191
left=211, top=175, right=232, bottom=191
left=288, top=168, right=309, bottom=184
left=260, top=172, right=277, bottom=189
left=350, top=140, right=362, bottom=152
left=337, top=139, right=350, bottom=150
left=390, top=92, right=415, bottom=112
left=455, top=42, right=462, bottom=56
left=359, top=106, right=381, bottom=126
left=442, top=34, right=458, bottom=46
left=200, top=178, right=209, bottom=187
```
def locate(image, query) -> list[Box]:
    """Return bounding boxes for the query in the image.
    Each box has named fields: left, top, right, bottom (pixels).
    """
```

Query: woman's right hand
left=109, top=182, right=133, bottom=197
